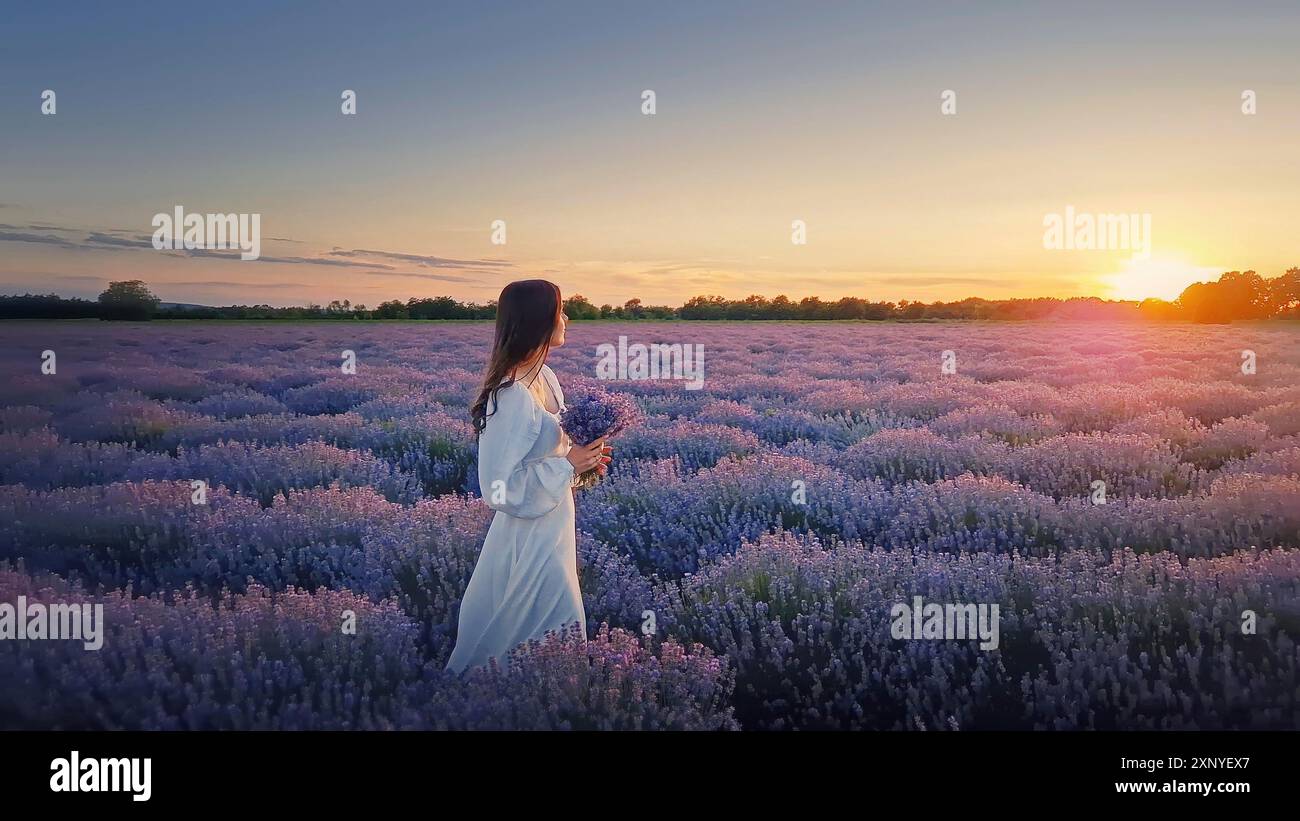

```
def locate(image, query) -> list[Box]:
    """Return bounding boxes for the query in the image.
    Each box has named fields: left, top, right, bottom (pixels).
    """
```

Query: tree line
left=1, top=268, right=1297, bottom=322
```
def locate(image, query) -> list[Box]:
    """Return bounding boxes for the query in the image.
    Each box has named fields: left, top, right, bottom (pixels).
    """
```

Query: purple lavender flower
left=2, top=320, right=1300, bottom=730
left=559, top=390, right=643, bottom=488
left=560, top=389, right=643, bottom=446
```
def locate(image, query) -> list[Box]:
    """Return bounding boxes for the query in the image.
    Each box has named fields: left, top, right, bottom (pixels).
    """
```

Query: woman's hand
left=567, top=437, right=612, bottom=474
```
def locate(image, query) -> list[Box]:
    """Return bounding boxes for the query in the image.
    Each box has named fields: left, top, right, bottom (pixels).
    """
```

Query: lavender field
left=1, top=320, right=1298, bottom=730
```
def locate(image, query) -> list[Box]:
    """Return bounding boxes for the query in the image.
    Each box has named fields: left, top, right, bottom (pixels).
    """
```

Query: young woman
left=446, top=279, right=611, bottom=674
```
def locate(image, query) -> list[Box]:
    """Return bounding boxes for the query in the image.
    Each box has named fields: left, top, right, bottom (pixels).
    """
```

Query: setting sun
left=1101, top=255, right=1222, bottom=302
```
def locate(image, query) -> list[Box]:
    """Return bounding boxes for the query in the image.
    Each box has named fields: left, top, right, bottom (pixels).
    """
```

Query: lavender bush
left=665, top=531, right=1299, bottom=730
left=0, top=567, right=733, bottom=730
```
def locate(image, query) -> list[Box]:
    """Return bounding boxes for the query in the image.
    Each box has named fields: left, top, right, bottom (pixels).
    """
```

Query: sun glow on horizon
left=1100, top=254, right=1221, bottom=303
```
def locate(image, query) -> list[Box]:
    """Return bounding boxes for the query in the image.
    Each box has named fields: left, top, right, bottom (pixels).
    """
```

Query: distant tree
left=563, top=294, right=600, bottom=319
left=798, top=296, right=828, bottom=320
left=1267, top=267, right=1300, bottom=316
left=1177, top=281, right=1218, bottom=322
left=898, top=299, right=926, bottom=320
left=0, top=293, right=100, bottom=319
left=770, top=294, right=795, bottom=319
left=1177, top=271, right=1271, bottom=323
left=680, top=295, right=726, bottom=320
left=1218, top=270, right=1271, bottom=319
left=1138, top=298, right=1180, bottom=321
left=15, top=267, right=1297, bottom=324
left=430, top=296, right=463, bottom=319
left=98, top=280, right=160, bottom=321
left=406, top=296, right=466, bottom=319
left=831, top=296, right=866, bottom=319
left=1047, top=297, right=1138, bottom=321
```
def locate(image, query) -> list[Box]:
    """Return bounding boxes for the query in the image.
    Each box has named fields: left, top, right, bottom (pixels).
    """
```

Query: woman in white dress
left=446, top=280, right=611, bottom=674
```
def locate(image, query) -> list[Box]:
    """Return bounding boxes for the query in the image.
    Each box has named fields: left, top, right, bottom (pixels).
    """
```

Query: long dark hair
left=470, top=279, right=563, bottom=436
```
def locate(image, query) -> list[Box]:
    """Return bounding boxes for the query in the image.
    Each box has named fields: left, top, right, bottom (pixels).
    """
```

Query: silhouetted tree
left=9, top=267, right=1300, bottom=323
left=563, top=294, right=600, bottom=319
left=98, top=280, right=160, bottom=321
left=373, top=300, right=408, bottom=319
left=1138, top=298, right=1179, bottom=321
left=1268, top=267, right=1300, bottom=316
left=0, top=293, right=100, bottom=319
left=1177, top=271, right=1271, bottom=323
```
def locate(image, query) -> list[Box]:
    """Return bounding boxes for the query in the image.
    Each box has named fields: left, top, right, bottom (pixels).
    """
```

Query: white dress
left=445, top=364, right=584, bottom=673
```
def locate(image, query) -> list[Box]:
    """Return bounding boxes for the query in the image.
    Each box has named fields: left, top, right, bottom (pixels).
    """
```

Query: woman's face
left=550, top=310, right=568, bottom=348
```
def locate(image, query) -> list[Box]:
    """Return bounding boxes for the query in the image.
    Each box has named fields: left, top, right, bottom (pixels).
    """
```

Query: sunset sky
left=1, top=1, right=1297, bottom=308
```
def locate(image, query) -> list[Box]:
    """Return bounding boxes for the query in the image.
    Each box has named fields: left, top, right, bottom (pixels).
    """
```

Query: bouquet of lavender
left=559, top=389, right=643, bottom=489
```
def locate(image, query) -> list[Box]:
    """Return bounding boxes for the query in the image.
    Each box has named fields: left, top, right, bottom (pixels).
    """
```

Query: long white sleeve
left=477, top=383, right=575, bottom=518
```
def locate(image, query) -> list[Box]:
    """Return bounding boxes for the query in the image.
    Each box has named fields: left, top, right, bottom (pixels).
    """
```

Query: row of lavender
left=4, top=459, right=1296, bottom=589
left=4, top=405, right=1299, bottom=500
left=2, top=484, right=1294, bottom=729
left=1, top=321, right=1297, bottom=729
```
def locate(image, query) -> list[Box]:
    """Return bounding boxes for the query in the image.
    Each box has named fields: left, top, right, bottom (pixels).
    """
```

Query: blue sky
left=2, top=1, right=1298, bottom=306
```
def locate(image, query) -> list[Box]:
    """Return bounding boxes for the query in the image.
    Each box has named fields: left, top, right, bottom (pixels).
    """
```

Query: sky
left=1, top=0, right=1297, bottom=308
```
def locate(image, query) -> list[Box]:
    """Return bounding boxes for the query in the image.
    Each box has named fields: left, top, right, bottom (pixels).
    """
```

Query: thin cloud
left=870, top=275, right=1024, bottom=288
left=85, top=232, right=154, bottom=248
left=173, top=247, right=398, bottom=270
left=0, top=222, right=508, bottom=279
left=155, top=280, right=306, bottom=289
left=0, top=230, right=79, bottom=249
left=329, top=248, right=513, bottom=271
left=360, top=270, right=481, bottom=284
